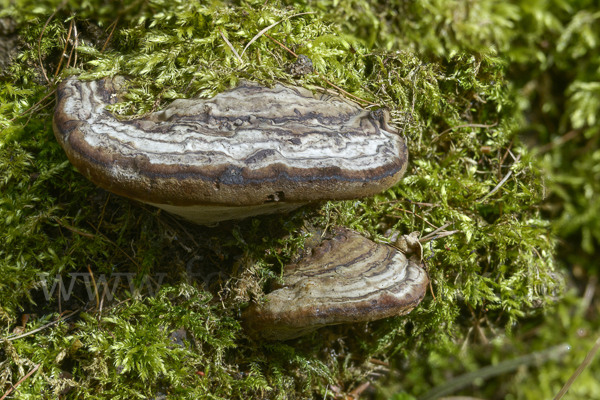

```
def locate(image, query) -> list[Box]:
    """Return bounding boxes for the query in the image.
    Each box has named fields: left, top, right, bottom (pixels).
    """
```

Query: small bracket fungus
left=53, top=77, right=408, bottom=224
left=242, top=228, right=429, bottom=341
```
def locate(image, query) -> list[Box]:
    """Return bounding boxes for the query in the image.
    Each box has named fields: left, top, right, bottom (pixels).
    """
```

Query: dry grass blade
left=219, top=29, right=243, bottom=64
left=418, top=221, right=461, bottom=244
left=0, top=364, right=41, bottom=400
left=240, top=12, right=316, bottom=57
left=0, top=309, right=80, bottom=343
left=72, top=22, right=79, bottom=67
left=419, top=222, right=452, bottom=242
left=418, top=343, right=571, bottom=400
left=7, top=89, right=56, bottom=123
left=101, top=16, right=120, bottom=53
left=54, top=19, right=73, bottom=78
left=320, top=77, right=379, bottom=106
left=553, top=336, right=600, bottom=400
left=477, top=154, right=522, bottom=202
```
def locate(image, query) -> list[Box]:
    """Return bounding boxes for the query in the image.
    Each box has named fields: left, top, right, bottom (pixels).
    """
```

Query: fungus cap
left=53, top=77, right=408, bottom=224
left=242, top=228, right=429, bottom=340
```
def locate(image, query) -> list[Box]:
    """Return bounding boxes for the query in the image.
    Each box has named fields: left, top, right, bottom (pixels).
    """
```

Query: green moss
left=0, top=0, right=598, bottom=398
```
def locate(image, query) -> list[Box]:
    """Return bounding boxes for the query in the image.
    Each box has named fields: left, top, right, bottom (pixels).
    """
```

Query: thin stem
left=554, top=337, right=600, bottom=400
left=38, top=0, right=69, bottom=84
left=54, top=19, right=73, bottom=77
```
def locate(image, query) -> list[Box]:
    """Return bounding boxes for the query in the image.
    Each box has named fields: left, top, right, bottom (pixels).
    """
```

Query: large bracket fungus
left=242, top=228, right=429, bottom=341
left=53, top=77, right=408, bottom=224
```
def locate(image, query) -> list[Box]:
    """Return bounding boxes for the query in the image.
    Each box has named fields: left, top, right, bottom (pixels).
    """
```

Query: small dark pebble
left=287, top=55, right=314, bottom=77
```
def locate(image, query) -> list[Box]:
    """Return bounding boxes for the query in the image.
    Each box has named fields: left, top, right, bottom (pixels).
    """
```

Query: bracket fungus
left=53, top=77, right=425, bottom=339
left=242, top=228, right=429, bottom=341
left=53, top=77, right=408, bottom=224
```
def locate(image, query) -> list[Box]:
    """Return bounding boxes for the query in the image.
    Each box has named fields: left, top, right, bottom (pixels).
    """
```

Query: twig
left=369, top=358, right=389, bottom=367
left=554, top=337, right=600, bottom=400
left=101, top=16, right=120, bottom=53
left=20, top=101, right=42, bottom=130
left=432, top=122, right=498, bottom=143
left=241, top=12, right=316, bottom=57
left=218, top=28, right=243, bottom=64
left=263, top=32, right=297, bottom=57
left=37, top=0, right=69, bottom=84
left=54, top=19, right=73, bottom=77
left=0, top=309, right=80, bottom=343
left=33, top=97, right=56, bottom=115
left=477, top=154, right=522, bottom=202
left=0, top=363, right=41, bottom=400
left=505, top=148, right=518, bottom=162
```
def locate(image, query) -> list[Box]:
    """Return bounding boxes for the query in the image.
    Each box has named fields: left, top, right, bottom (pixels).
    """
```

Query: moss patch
left=1, top=0, right=598, bottom=398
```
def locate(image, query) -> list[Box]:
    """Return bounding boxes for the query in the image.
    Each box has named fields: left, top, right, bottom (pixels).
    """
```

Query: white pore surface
left=148, top=201, right=306, bottom=225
